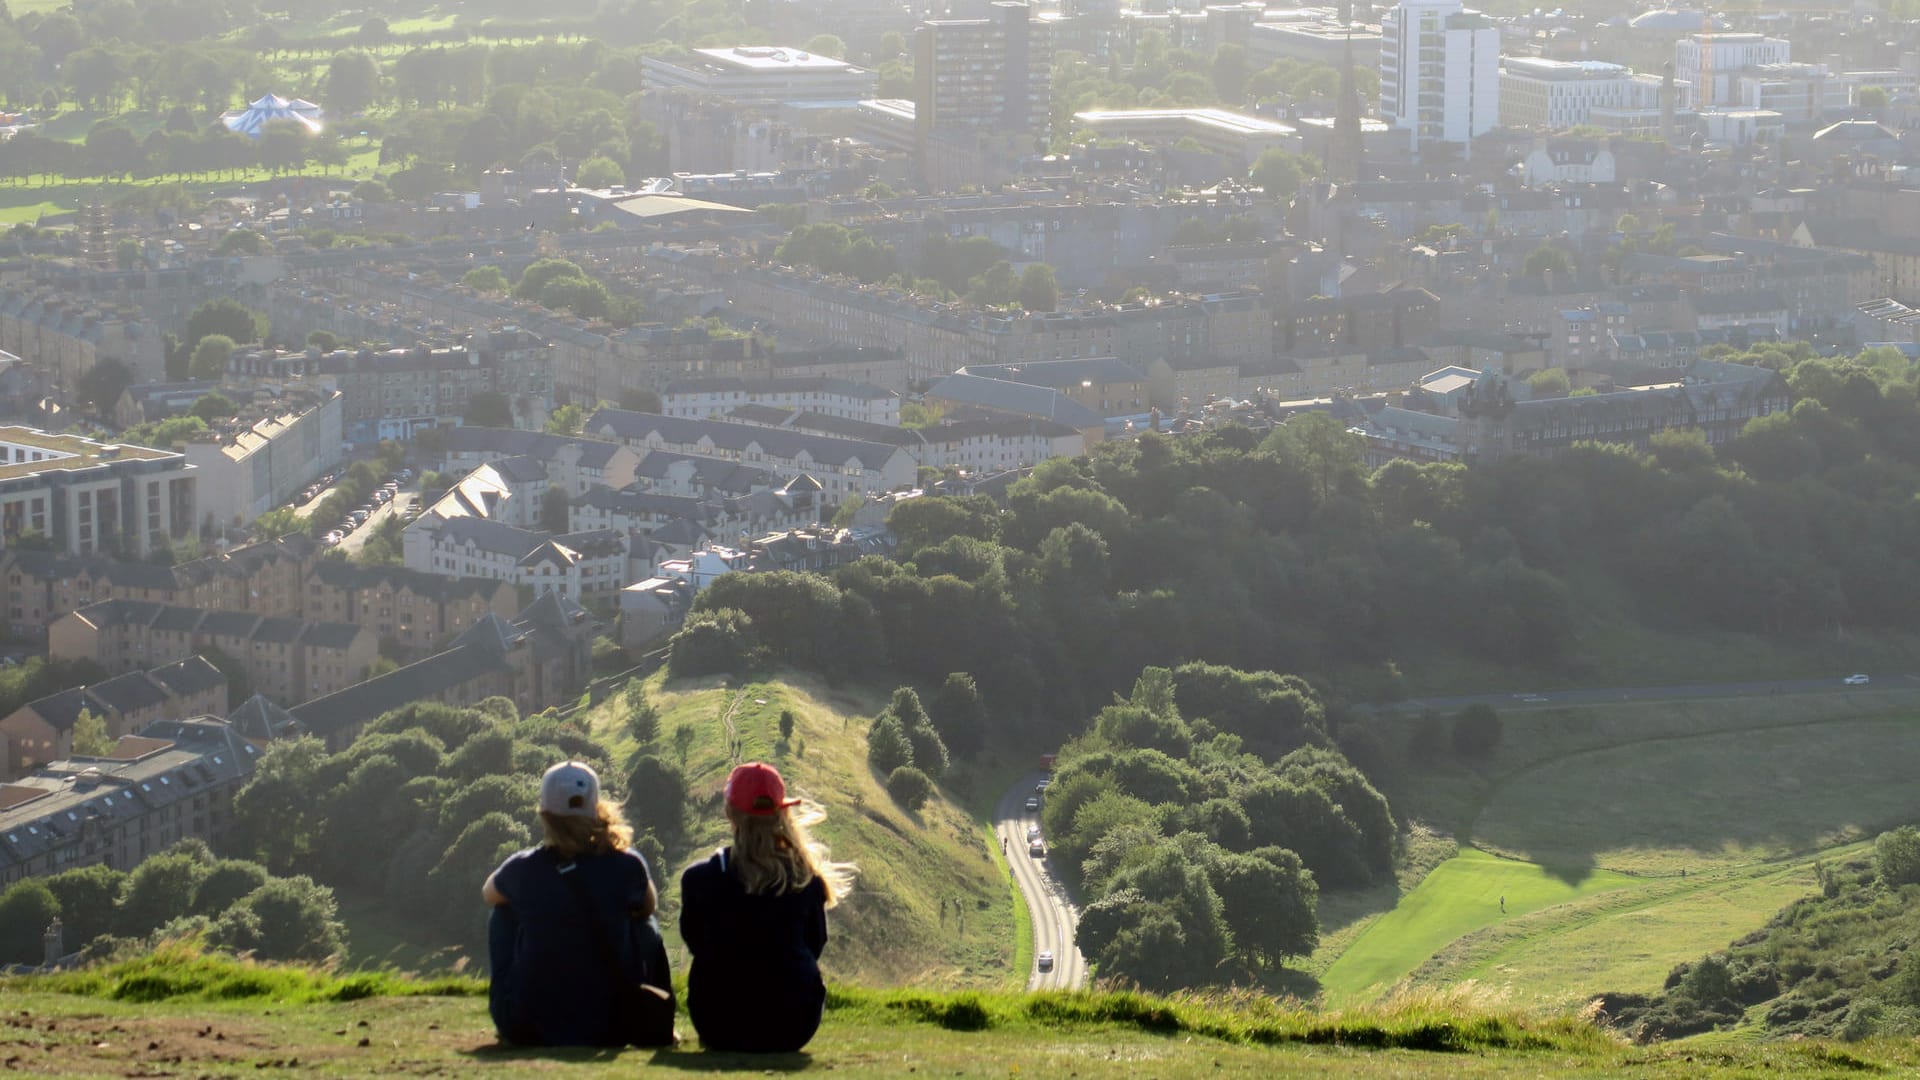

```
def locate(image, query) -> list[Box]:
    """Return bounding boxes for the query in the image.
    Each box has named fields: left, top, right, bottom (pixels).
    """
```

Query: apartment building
left=1380, top=0, right=1499, bottom=151
left=1676, top=32, right=1791, bottom=109
left=301, top=562, right=519, bottom=659
left=1, top=535, right=318, bottom=636
left=0, top=288, right=167, bottom=391
left=403, top=516, right=629, bottom=604
left=660, top=376, right=900, bottom=424
left=180, top=389, right=344, bottom=532
left=436, top=429, right=645, bottom=495
left=1500, top=58, right=1660, bottom=131
left=49, top=601, right=377, bottom=705
left=0, top=718, right=258, bottom=887
left=0, top=657, right=228, bottom=779
left=586, top=409, right=920, bottom=499
left=0, top=427, right=196, bottom=560
left=914, top=2, right=1052, bottom=143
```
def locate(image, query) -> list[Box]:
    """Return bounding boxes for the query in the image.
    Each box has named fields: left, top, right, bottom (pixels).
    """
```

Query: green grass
left=1409, top=854, right=1836, bottom=1006
left=8, top=945, right=1920, bottom=1076
left=0, top=147, right=386, bottom=225
left=1320, top=849, right=1638, bottom=1005
left=1474, top=715, right=1920, bottom=875
left=587, top=672, right=1021, bottom=992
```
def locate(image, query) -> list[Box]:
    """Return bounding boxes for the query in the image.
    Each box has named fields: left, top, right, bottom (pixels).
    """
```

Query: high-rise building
left=913, top=2, right=1052, bottom=145
left=1379, top=0, right=1499, bottom=152
left=1674, top=32, right=1791, bottom=109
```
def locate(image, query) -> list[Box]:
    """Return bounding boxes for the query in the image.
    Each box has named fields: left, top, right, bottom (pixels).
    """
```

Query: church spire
left=1329, top=22, right=1366, bottom=186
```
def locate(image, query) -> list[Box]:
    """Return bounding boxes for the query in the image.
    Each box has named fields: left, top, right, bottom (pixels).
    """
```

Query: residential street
left=995, top=771, right=1088, bottom=991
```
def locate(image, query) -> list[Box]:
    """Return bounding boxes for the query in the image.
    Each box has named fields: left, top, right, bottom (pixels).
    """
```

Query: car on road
left=1024, top=796, right=1040, bottom=812
left=1028, top=840, right=1045, bottom=858
left=1037, top=951, right=1054, bottom=972
left=1844, top=674, right=1871, bottom=685
left=1026, top=826, right=1041, bottom=842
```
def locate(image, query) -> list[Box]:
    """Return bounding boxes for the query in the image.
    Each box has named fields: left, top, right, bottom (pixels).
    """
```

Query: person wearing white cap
left=481, top=760, right=671, bottom=1046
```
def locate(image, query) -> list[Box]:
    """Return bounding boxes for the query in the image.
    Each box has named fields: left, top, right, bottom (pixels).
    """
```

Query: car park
left=1037, top=951, right=1054, bottom=972
left=1845, top=674, right=1871, bottom=685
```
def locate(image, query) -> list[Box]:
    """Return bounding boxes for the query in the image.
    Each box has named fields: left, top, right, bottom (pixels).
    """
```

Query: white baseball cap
left=539, top=760, right=600, bottom=817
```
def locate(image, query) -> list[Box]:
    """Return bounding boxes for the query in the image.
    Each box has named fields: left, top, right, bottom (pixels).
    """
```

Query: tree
left=1250, top=148, right=1309, bottom=200
left=212, top=876, right=345, bottom=962
left=0, top=878, right=59, bottom=964
left=1451, top=704, right=1504, bottom=758
left=306, top=330, right=338, bottom=352
left=44, top=864, right=125, bottom=950
left=464, top=389, right=512, bottom=427
left=802, top=33, right=847, bottom=60
left=1523, top=245, right=1576, bottom=282
left=190, top=392, right=237, bottom=421
left=214, top=228, right=264, bottom=255
left=886, top=765, right=934, bottom=810
left=575, top=155, right=625, bottom=189
left=83, top=119, right=140, bottom=178
left=546, top=403, right=585, bottom=435
left=1212, top=43, right=1249, bottom=103
left=624, top=755, right=688, bottom=847
left=671, top=723, right=696, bottom=769
left=618, top=388, right=661, bottom=413
left=1212, top=847, right=1318, bottom=965
left=1876, top=825, right=1920, bottom=887
left=1527, top=368, right=1571, bottom=397
left=1017, top=263, right=1059, bottom=312
left=625, top=680, right=660, bottom=745
left=928, top=672, right=988, bottom=760
left=1860, top=86, right=1890, bottom=110
left=184, top=298, right=264, bottom=349
left=250, top=506, right=307, bottom=541
left=76, top=357, right=134, bottom=417
left=461, top=266, right=509, bottom=295
left=326, top=49, right=380, bottom=116
left=116, top=850, right=212, bottom=937
left=191, top=859, right=269, bottom=917
left=778, top=709, right=796, bottom=741
left=539, top=485, right=571, bottom=534
left=667, top=608, right=763, bottom=678
left=190, top=334, right=235, bottom=379
left=867, top=712, right=914, bottom=775
left=70, top=707, right=113, bottom=757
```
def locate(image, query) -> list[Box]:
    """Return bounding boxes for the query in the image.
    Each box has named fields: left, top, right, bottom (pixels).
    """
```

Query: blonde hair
left=539, top=799, right=633, bottom=860
left=724, top=799, right=856, bottom=909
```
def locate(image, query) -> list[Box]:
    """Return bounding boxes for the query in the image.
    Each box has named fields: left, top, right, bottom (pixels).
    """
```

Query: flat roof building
left=1074, top=108, right=1299, bottom=165
left=0, top=426, right=195, bottom=560
left=641, top=46, right=878, bottom=106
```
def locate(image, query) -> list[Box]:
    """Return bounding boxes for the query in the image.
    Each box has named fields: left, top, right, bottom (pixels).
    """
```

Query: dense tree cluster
left=223, top=698, right=610, bottom=952
left=1043, top=666, right=1389, bottom=987
left=0, top=838, right=344, bottom=965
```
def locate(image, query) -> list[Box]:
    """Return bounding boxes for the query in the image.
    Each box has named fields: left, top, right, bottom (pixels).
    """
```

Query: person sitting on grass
left=680, top=762, right=856, bottom=1054
left=482, top=760, right=671, bottom=1047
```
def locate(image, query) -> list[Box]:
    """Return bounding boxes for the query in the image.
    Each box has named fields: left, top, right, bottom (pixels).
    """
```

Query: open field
left=1316, top=690, right=1920, bottom=1013
left=0, top=147, right=386, bottom=226
left=1474, top=715, right=1920, bottom=876
left=584, top=672, right=1021, bottom=992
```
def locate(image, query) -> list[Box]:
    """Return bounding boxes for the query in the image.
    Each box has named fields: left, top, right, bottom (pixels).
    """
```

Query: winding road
left=995, top=771, right=1088, bottom=991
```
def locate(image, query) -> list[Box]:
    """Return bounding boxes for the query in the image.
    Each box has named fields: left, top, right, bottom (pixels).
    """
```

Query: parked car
left=1844, top=674, right=1871, bottom=685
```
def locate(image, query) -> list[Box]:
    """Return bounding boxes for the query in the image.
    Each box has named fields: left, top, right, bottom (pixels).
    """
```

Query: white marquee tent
left=221, top=94, right=324, bottom=138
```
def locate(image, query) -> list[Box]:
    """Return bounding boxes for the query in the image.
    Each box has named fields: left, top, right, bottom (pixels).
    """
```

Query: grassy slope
left=9, top=948, right=1920, bottom=1078
left=1318, top=694, right=1920, bottom=1009
left=588, top=671, right=1019, bottom=992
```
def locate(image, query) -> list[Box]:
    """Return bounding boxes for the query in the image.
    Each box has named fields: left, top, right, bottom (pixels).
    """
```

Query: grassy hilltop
left=10, top=943, right=1920, bottom=1077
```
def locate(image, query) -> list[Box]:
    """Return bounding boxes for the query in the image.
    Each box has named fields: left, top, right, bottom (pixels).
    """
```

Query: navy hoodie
left=679, top=848, right=828, bottom=1053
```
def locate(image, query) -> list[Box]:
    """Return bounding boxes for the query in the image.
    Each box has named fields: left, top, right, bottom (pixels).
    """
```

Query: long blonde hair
left=724, top=799, right=856, bottom=909
left=540, top=799, right=633, bottom=860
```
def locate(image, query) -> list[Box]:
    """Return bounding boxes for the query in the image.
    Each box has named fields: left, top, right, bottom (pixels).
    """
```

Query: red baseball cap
left=726, top=762, right=800, bottom=816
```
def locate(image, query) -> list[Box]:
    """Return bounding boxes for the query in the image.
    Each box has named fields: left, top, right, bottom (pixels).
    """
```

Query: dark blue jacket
left=679, top=848, right=828, bottom=1053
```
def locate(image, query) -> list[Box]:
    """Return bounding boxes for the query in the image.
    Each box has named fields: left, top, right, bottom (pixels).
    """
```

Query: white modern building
left=1380, top=0, right=1500, bottom=151
left=1500, top=58, right=1661, bottom=131
left=640, top=46, right=878, bottom=107
left=1675, top=33, right=1791, bottom=109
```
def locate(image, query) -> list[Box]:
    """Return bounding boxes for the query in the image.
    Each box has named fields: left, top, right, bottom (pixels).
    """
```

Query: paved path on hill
left=995, top=772, right=1088, bottom=992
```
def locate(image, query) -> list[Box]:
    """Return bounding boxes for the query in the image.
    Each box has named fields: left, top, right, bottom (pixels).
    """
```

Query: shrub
left=1875, top=825, right=1920, bottom=887
left=868, top=714, right=914, bottom=775
left=887, top=765, right=934, bottom=811
left=667, top=608, right=763, bottom=678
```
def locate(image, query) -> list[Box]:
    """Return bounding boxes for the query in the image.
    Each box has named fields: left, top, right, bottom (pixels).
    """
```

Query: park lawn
left=0, top=148, right=387, bottom=225
left=585, top=671, right=1022, bottom=993
left=1318, top=848, right=1637, bottom=1005
left=1406, top=855, right=1835, bottom=1007
left=1473, top=715, right=1920, bottom=875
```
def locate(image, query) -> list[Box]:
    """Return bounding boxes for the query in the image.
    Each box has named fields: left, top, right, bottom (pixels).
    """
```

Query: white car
left=1037, top=951, right=1054, bottom=972
left=1027, top=826, right=1042, bottom=842
left=1844, top=674, right=1871, bottom=685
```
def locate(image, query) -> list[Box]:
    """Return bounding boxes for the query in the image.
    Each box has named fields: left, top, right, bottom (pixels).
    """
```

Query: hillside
left=9, top=945, right=1920, bottom=1077
left=585, top=671, right=1020, bottom=991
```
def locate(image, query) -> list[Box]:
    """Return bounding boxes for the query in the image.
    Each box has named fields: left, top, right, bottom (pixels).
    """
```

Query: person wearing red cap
left=679, top=761, right=856, bottom=1053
